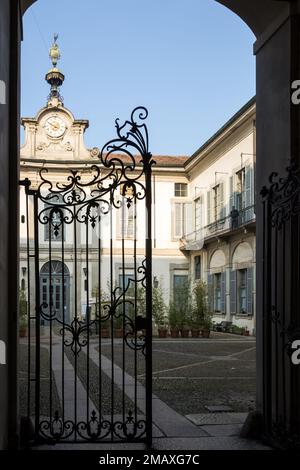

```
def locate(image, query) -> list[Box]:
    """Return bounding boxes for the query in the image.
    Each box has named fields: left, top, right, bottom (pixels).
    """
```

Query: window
left=119, top=201, right=135, bottom=239
left=173, top=202, right=192, bottom=239
left=208, top=183, right=225, bottom=225
left=194, top=256, right=201, bottom=280
left=208, top=272, right=226, bottom=313
left=214, top=273, right=222, bottom=312
left=238, top=269, right=247, bottom=314
left=174, top=183, right=188, bottom=197
left=119, top=273, right=133, bottom=291
left=213, top=185, right=221, bottom=222
left=44, top=195, right=65, bottom=242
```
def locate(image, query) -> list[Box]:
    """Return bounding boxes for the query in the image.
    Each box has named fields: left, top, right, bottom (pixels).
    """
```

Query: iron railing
left=182, top=205, right=255, bottom=250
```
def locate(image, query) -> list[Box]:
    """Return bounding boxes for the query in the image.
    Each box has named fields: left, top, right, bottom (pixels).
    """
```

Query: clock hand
left=51, top=122, right=60, bottom=130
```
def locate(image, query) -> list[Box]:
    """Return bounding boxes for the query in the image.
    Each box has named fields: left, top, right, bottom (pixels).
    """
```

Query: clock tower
left=21, top=35, right=95, bottom=161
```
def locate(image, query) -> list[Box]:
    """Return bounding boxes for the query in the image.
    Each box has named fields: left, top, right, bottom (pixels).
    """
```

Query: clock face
left=45, top=116, right=66, bottom=138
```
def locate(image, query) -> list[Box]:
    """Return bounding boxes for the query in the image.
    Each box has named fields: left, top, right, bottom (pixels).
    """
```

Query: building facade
left=19, top=38, right=190, bottom=327
left=19, top=39, right=256, bottom=334
left=181, top=98, right=256, bottom=334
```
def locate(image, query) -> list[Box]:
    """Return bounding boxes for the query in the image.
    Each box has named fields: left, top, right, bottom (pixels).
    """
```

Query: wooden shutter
left=245, top=166, right=253, bottom=209
left=207, top=274, right=214, bottom=312
left=185, top=202, right=193, bottom=235
left=230, top=175, right=236, bottom=211
left=230, top=270, right=237, bottom=314
left=220, top=182, right=226, bottom=219
left=221, top=272, right=226, bottom=313
left=247, top=267, right=253, bottom=314
left=207, top=191, right=211, bottom=225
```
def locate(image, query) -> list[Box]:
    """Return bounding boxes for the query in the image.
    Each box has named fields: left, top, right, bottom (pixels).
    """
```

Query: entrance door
left=40, top=261, right=70, bottom=324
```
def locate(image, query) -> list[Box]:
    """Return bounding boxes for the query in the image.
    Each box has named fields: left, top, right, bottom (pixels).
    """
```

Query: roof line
left=184, top=96, right=256, bottom=168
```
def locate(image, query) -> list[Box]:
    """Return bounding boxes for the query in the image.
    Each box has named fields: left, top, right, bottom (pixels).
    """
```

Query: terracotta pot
left=170, top=328, right=180, bottom=338
left=202, top=329, right=210, bottom=338
left=180, top=329, right=190, bottom=338
left=191, top=329, right=200, bottom=338
left=101, top=328, right=110, bottom=338
left=19, top=327, right=27, bottom=338
left=158, top=328, right=168, bottom=338
left=114, top=328, right=123, bottom=338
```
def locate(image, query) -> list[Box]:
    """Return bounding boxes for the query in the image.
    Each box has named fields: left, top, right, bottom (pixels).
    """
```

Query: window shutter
left=245, top=166, right=253, bottom=209
left=230, top=175, right=236, bottom=211
left=221, top=272, right=226, bottom=313
left=230, top=270, right=237, bottom=314
left=247, top=267, right=253, bottom=314
left=185, top=202, right=193, bottom=236
left=207, top=274, right=214, bottom=312
left=207, top=191, right=211, bottom=225
left=174, top=203, right=182, bottom=238
left=219, top=183, right=226, bottom=219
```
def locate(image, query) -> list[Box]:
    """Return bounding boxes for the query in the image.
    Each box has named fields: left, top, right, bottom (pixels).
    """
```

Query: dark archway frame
left=2, top=0, right=300, bottom=449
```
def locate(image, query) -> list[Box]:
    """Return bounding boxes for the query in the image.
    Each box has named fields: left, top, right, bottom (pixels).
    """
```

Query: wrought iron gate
left=20, top=107, right=153, bottom=445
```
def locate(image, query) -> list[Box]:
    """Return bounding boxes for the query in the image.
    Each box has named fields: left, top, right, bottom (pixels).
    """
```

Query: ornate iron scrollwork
left=261, top=162, right=300, bottom=229
left=22, top=107, right=153, bottom=444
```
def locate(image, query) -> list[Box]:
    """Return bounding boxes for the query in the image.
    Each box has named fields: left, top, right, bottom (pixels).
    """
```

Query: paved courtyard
left=100, top=332, right=256, bottom=417
left=21, top=332, right=265, bottom=449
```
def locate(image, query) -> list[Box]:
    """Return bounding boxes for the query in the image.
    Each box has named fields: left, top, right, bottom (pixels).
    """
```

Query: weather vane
left=49, top=33, right=61, bottom=68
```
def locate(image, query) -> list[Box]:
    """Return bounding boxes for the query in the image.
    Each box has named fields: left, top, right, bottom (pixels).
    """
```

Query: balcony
left=180, top=205, right=256, bottom=251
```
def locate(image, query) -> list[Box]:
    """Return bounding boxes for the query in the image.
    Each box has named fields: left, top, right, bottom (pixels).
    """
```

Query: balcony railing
left=181, top=205, right=255, bottom=250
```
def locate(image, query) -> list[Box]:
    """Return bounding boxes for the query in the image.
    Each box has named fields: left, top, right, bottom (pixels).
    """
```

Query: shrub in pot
left=173, top=278, right=192, bottom=338
left=192, top=280, right=210, bottom=338
left=100, top=318, right=110, bottom=338
left=19, top=315, right=28, bottom=338
left=152, top=278, right=168, bottom=338
left=113, top=314, right=123, bottom=338
left=158, top=323, right=168, bottom=338
left=19, top=289, right=28, bottom=338
left=201, top=316, right=212, bottom=338
left=168, top=302, right=180, bottom=338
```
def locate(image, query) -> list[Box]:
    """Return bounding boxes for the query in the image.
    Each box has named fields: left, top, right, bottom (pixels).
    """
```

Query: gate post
left=145, top=155, right=153, bottom=447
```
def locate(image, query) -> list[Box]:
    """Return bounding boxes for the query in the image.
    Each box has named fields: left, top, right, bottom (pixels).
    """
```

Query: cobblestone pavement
left=98, top=332, right=256, bottom=416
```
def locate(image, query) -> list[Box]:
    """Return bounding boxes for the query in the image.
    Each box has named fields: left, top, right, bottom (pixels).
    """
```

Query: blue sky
left=21, top=0, right=255, bottom=156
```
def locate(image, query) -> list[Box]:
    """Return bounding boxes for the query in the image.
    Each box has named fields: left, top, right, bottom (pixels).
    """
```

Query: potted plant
left=113, top=313, right=123, bottom=338
left=176, top=279, right=192, bottom=338
left=168, top=302, right=180, bottom=338
left=201, top=315, right=213, bottom=338
left=19, top=314, right=28, bottom=338
left=19, top=289, right=28, bottom=338
left=152, top=278, right=168, bottom=338
left=157, top=322, right=168, bottom=338
left=191, top=281, right=208, bottom=338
